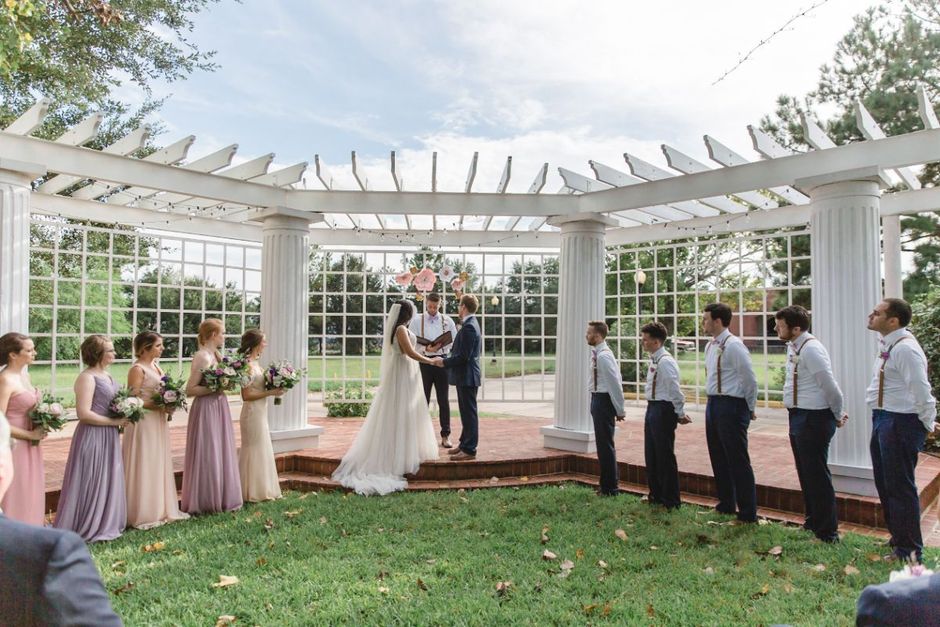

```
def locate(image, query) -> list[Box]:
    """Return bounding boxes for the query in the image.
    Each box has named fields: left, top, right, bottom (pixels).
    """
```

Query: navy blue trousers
left=591, top=393, right=619, bottom=495
left=870, top=409, right=927, bottom=561
left=644, top=400, right=680, bottom=508
left=455, top=386, right=479, bottom=455
left=705, top=395, right=757, bottom=521
left=788, top=407, right=838, bottom=541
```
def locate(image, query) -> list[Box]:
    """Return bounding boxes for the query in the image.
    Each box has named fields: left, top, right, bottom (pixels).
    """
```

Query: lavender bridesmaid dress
left=0, top=388, right=45, bottom=525
left=53, top=376, right=126, bottom=542
left=181, top=376, right=243, bottom=515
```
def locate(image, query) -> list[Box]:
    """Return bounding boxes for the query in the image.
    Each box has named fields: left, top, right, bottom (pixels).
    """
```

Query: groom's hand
left=431, top=357, right=444, bottom=367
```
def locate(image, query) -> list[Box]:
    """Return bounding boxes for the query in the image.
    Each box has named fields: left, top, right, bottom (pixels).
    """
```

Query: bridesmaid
left=0, top=333, right=45, bottom=525
left=181, top=319, right=242, bottom=514
left=54, top=335, right=127, bottom=542
left=123, top=332, right=189, bottom=529
left=238, top=329, right=284, bottom=502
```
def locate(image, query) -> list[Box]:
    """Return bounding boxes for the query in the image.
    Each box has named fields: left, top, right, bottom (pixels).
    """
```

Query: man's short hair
left=704, top=302, right=733, bottom=327
left=775, top=305, right=810, bottom=332
left=588, top=321, right=609, bottom=338
left=426, top=292, right=441, bottom=303
left=0, top=410, right=10, bottom=452
left=883, top=298, right=912, bottom=327
left=460, top=294, right=479, bottom=314
left=641, top=321, right=668, bottom=342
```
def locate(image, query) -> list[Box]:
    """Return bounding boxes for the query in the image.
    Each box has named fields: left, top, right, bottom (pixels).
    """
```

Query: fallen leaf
left=813, top=564, right=827, bottom=572
left=598, top=560, right=608, bottom=569
left=459, top=496, right=469, bottom=503
left=426, top=559, right=436, bottom=565
left=110, top=561, right=125, bottom=570
left=495, top=581, right=512, bottom=596
left=540, top=526, right=550, bottom=544
left=867, top=554, right=883, bottom=562
left=172, top=550, right=184, bottom=556
left=614, top=529, right=628, bottom=542
left=542, top=550, right=557, bottom=560
left=704, top=567, right=715, bottom=575
left=783, top=583, right=794, bottom=594
left=263, top=519, right=275, bottom=531
left=560, top=559, right=575, bottom=571
left=211, top=575, right=240, bottom=588
left=576, top=549, right=585, bottom=560
left=112, top=582, right=135, bottom=595
left=319, top=516, right=327, bottom=525
left=377, top=570, right=389, bottom=580
left=583, top=604, right=598, bottom=614
left=416, top=578, right=429, bottom=591
left=844, top=565, right=860, bottom=576
left=751, top=583, right=770, bottom=599
left=646, top=604, right=655, bottom=618
left=758, top=519, right=770, bottom=526
left=650, top=546, right=659, bottom=551
left=283, top=510, right=302, bottom=518
left=142, top=541, right=165, bottom=553
left=602, top=602, right=612, bottom=616
left=256, top=557, right=267, bottom=566
left=519, top=476, right=530, bottom=482
left=215, top=616, right=236, bottom=627
left=378, top=586, right=390, bottom=594
left=490, top=476, right=500, bottom=483
left=767, top=545, right=783, bottom=556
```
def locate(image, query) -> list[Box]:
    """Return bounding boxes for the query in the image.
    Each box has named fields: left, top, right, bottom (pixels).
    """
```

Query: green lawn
left=89, top=486, right=922, bottom=626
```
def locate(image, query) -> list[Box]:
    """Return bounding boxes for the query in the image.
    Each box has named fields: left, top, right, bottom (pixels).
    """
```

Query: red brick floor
left=37, top=415, right=940, bottom=545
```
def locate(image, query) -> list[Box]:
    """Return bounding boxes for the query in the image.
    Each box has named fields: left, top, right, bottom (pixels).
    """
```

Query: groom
left=432, top=294, right=481, bottom=460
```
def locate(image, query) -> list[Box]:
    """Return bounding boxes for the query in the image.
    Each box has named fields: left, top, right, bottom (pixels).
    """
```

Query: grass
left=29, top=353, right=786, bottom=407
left=89, top=485, right=929, bottom=626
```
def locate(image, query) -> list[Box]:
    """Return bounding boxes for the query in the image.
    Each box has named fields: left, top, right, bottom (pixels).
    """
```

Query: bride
left=332, top=300, right=440, bottom=495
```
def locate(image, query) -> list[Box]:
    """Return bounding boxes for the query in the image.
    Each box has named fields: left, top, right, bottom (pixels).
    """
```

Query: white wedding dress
left=332, top=306, right=440, bottom=495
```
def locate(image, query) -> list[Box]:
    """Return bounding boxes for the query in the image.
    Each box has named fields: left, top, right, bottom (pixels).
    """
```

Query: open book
left=416, top=330, right=453, bottom=347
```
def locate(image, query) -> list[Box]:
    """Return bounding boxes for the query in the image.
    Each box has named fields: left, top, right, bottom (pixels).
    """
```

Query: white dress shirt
left=705, top=328, right=758, bottom=411
left=408, top=310, right=457, bottom=357
left=644, top=347, right=685, bottom=417
left=865, top=328, right=937, bottom=431
left=587, top=341, right=625, bottom=417
left=782, top=332, right=844, bottom=416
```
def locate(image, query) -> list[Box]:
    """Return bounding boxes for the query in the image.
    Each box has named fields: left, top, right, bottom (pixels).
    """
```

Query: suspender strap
left=791, top=337, right=817, bottom=407
left=714, top=336, right=730, bottom=394
left=651, top=355, right=663, bottom=399
left=878, top=336, right=911, bottom=408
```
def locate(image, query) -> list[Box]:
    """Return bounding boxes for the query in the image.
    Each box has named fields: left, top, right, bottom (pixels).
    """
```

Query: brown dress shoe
left=448, top=446, right=464, bottom=455
left=451, top=450, right=476, bottom=461
left=441, top=437, right=453, bottom=448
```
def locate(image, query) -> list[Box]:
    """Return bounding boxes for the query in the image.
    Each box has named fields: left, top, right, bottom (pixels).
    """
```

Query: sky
left=128, top=0, right=882, bottom=195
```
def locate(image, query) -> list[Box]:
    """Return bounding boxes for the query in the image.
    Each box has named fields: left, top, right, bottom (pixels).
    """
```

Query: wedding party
left=2, top=0, right=940, bottom=624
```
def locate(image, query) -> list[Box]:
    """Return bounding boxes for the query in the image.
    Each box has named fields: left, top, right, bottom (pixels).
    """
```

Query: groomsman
left=865, top=298, right=937, bottom=563
left=641, top=322, right=691, bottom=510
left=703, top=302, right=758, bottom=522
left=585, top=321, right=625, bottom=496
left=408, top=292, right=458, bottom=448
left=774, top=305, right=847, bottom=543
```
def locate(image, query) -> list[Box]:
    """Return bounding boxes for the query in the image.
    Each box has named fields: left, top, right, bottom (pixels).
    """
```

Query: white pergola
left=2, top=87, right=939, bottom=495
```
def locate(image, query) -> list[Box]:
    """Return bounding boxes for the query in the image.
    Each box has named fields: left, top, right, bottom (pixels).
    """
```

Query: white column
left=799, top=168, right=888, bottom=496
left=258, top=207, right=324, bottom=453
left=541, top=213, right=618, bottom=453
left=882, top=214, right=903, bottom=298
left=0, top=160, right=44, bottom=334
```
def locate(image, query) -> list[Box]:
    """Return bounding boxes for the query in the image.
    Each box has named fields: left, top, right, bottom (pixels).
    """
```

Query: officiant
left=409, top=292, right=458, bottom=448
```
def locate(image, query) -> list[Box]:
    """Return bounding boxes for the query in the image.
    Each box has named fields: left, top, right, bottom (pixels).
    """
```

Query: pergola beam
left=661, top=144, right=776, bottom=210
left=703, top=134, right=808, bottom=205
left=590, top=160, right=713, bottom=218
left=854, top=99, right=922, bottom=190
left=4, top=98, right=51, bottom=135
left=38, top=125, right=152, bottom=194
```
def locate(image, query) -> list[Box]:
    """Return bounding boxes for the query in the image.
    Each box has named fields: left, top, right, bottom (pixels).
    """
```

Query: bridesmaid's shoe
left=441, top=437, right=453, bottom=448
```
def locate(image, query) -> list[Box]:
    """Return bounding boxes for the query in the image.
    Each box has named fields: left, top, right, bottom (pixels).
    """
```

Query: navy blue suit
left=0, top=514, right=122, bottom=626
left=443, top=315, right=481, bottom=455
left=856, top=573, right=940, bottom=626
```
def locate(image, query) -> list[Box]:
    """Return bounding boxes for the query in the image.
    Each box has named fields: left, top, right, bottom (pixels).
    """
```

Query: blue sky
left=131, top=0, right=880, bottom=193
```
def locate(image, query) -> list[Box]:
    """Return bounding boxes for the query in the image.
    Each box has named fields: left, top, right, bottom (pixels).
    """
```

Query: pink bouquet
left=27, top=391, right=67, bottom=446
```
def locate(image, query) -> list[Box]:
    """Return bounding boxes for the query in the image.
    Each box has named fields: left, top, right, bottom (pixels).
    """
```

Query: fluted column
left=800, top=169, right=887, bottom=496
left=541, top=213, right=617, bottom=453
left=882, top=215, right=903, bottom=299
left=0, top=160, right=44, bottom=334
left=259, top=207, right=324, bottom=453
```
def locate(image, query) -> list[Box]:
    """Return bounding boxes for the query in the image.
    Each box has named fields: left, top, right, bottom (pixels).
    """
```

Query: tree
left=760, top=1, right=940, bottom=299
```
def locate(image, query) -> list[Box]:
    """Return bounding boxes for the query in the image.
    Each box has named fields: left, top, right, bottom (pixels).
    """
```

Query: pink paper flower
left=414, top=267, right=437, bottom=292
left=450, top=277, right=465, bottom=292
left=439, top=266, right=456, bottom=282
left=395, top=271, right=414, bottom=287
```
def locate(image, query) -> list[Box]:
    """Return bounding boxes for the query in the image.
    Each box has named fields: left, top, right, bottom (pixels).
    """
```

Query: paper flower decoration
left=394, top=271, right=414, bottom=287
left=459, top=271, right=469, bottom=281
left=450, top=277, right=465, bottom=294
left=414, top=267, right=437, bottom=292
left=439, top=265, right=456, bottom=283
left=409, top=266, right=418, bottom=275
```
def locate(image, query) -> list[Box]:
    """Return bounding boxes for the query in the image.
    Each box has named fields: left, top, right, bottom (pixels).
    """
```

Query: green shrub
left=911, top=289, right=940, bottom=451
left=325, top=386, right=374, bottom=417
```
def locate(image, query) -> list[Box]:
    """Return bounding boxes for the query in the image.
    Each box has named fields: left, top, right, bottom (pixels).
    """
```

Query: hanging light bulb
left=635, top=269, right=647, bottom=286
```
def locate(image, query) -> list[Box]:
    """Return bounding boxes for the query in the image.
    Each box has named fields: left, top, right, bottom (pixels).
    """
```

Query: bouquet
left=27, top=391, right=67, bottom=446
left=152, top=373, right=188, bottom=421
left=264, top=360, right=305, bottom=405
left=201, top=350, right=252, bottom=393
left=109, top=386, right=145, bottom=431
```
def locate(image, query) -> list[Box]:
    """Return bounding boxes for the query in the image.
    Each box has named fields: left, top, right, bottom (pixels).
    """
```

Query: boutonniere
left=789, top=354, right=800, bottom=365
left=649, top=365, right=657, bottom=372
left=715, top=346, right=724, bottom=356
left=880, top=350, right=891, bottom=361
